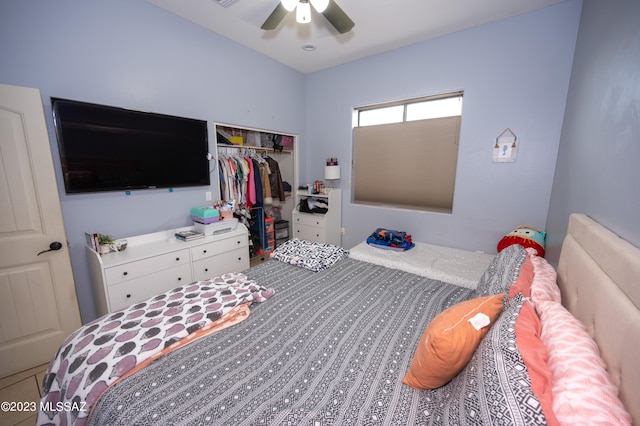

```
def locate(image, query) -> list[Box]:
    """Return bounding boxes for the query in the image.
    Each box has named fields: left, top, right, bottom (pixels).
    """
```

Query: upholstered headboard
left=556, top=214, right=640, bottom=425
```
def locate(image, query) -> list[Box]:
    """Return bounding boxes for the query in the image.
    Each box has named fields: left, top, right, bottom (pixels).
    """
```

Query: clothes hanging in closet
left=219, top=153, right=284, bottom=206
left=218, top=151, right=285, bottom=251
left=266, top=156, right=286, bottom=202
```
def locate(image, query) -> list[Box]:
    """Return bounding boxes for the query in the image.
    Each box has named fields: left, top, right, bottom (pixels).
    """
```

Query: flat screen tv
left=51, top=98, right=210, bottom=194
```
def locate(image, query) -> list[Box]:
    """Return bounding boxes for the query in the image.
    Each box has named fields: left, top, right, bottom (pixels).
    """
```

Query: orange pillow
left=403, top=293, right=504, bottom=390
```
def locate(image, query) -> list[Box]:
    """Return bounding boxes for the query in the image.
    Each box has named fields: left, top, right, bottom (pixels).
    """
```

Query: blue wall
left=0, top=0, right=305, bottom=322
left=305, top=1, right=582, bottom=252
left=1, top=0, right=586, bottom=323
left=545, top=0, right=640, bottom=264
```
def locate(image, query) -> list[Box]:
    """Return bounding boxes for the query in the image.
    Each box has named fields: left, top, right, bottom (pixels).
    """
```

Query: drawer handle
left=316, top=222, right=320, bottom=225
left=176, top=257, right=180, bottom=261
left=123, top=271, right=128, bottom=276
left=203, top=250, right=207, bottom=254
left=178, top=277, right=182, bottom=281
left=126, top=294, right=131, bottom=298
left=237, top=240, right=241, bottom=244
left=205, top=268, right=208, bottom=272
left=238, top=257, right=242, bottom=261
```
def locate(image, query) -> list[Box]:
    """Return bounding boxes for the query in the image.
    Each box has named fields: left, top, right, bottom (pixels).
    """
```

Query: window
left=352, top=91, right=463, bottom=213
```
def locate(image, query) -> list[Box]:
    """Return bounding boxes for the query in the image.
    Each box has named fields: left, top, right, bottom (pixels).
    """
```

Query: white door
left=0, top=83, right=81, bottom=378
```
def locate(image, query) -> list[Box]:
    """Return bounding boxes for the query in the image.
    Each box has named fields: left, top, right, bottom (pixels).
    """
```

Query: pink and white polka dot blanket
left=38, top=272, right=274, bottom=426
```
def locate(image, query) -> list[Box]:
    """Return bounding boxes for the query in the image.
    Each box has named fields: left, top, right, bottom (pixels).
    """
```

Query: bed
left=37, top=214, right=637, bottom=425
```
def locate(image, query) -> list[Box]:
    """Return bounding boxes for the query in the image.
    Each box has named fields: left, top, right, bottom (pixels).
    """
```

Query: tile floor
left=0, top=364, right=48, bottom=426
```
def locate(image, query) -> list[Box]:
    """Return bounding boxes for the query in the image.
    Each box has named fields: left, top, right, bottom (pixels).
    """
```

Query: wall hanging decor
left=492, top=128, right=518, bottom=163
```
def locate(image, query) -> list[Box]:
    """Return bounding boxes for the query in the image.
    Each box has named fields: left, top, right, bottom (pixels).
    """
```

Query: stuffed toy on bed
left=497, top=225, right=546, bottom=257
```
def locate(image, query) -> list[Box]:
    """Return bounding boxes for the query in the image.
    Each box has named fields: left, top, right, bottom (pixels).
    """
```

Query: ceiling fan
left=261, top=0, right=355, bottom=34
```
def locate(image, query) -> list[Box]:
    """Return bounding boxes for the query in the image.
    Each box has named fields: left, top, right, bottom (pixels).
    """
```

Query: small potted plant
left=98, top=233, right=114, bottom=254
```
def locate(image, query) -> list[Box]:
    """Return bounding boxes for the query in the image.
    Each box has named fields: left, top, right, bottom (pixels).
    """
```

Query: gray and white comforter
left=88, top=254, right=546, bottom=425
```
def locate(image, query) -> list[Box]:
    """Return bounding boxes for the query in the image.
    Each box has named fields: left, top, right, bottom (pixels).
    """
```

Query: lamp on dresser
left=324, top=158, right=341, bottom=188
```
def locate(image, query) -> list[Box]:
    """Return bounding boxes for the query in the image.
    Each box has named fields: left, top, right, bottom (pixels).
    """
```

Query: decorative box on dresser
left=87, top=224, right=250, bottom=316
left=292, top=188, right=342, bottom=246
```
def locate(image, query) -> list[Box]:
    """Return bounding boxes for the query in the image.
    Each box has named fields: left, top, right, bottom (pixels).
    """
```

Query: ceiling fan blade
left=261, top=2, right=288, bottom=30
left=322, top=0, right=354, bottom=34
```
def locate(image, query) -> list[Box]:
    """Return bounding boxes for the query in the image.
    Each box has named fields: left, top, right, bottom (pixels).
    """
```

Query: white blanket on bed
left=349, top=241, right=494, bottom=289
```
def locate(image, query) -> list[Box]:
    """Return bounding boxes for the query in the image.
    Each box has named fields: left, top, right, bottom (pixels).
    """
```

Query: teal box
left=190, top=206, right=220, bottom=224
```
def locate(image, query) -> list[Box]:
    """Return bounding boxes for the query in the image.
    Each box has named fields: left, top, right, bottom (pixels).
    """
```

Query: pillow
left=403, top=293, right=504, bottom=389
left=269, top=238, right=349, bottom=272
left=507, top=252, right=535, bottom=301
left=529, top=251, right=561, bottom=306
left=475, top=244, right=527, bottom=298
left=536, top=300, right=631, bottom=425
left=515, top=299, right=559, bottom=426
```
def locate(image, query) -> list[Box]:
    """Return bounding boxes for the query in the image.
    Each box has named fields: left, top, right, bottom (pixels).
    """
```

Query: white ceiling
left=146, top=0, right=569, bottom=74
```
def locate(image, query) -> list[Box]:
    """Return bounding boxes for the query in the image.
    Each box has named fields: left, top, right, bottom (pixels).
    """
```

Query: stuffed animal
left=497, top=225, right=546, bottom=257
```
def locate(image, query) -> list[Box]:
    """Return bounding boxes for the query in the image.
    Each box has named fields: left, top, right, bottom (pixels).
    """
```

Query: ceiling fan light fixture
left=310, top=0, right=329, bottom=13
left=296, top=1, right=311, bottom=23
left=281, top=0, right=298, bottom=12
left=262, top=0, right=354, bottom=34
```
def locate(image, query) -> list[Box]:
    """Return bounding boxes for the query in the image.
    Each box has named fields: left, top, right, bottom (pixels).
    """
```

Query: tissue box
left=190, top=206, right=220, bottom=224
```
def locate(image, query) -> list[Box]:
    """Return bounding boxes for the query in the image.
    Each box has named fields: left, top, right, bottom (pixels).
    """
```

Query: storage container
left=275, top=220, right=290, bottom=247
left=265, top=216, right=275, bottom=236
left=191, top=215, right=219, bottom=224
left=190, top=206, right=220, bottom=224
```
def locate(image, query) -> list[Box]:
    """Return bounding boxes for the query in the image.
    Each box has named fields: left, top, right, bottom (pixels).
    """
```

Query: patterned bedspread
left=85, top=255, right=548, bottom=425
left=37, top=273, right=274, bottom=426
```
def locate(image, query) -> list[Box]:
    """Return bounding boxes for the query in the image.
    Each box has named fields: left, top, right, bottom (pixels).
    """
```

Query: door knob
left=37, top=241, right=63, bottom=255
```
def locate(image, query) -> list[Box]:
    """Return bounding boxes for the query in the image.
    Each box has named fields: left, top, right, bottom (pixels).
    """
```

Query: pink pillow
left=536, top=300, right=631, bottom=425
left=529, top=250, right=561, bottom=306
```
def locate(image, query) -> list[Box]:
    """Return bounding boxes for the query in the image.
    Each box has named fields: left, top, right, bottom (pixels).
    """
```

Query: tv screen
left=51, top=98, right=210, bottom=194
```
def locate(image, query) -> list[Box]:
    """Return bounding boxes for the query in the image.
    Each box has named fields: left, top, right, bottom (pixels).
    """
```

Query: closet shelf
left=296, top=189, right=331, bottom=199
left=216, top=144, right=291, bottom=155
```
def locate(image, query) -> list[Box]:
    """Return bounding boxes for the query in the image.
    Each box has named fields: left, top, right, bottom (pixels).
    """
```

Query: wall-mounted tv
left=51, top=98, right=210, bottom=194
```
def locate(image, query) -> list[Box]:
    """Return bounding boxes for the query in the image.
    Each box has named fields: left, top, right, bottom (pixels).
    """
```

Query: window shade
left=353, top=115, right=460, bottom=213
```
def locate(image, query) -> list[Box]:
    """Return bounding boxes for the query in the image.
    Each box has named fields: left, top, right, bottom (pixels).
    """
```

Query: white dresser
left=87, top=224, right=250, bottom=315
left=292, top=188, right=342, bottom=246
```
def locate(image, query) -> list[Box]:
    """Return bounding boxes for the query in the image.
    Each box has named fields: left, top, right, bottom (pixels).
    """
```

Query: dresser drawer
left=106, top=263, right=192, bottom=311
left=191, top=235, right=248, bottom=262
left=293, top=225, right=326, bottom=243
left=293, top=213, right=325, bottom=228
left=192, top=248, right=250, bottom=281
left=104, top=249, right=190, bottom=285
